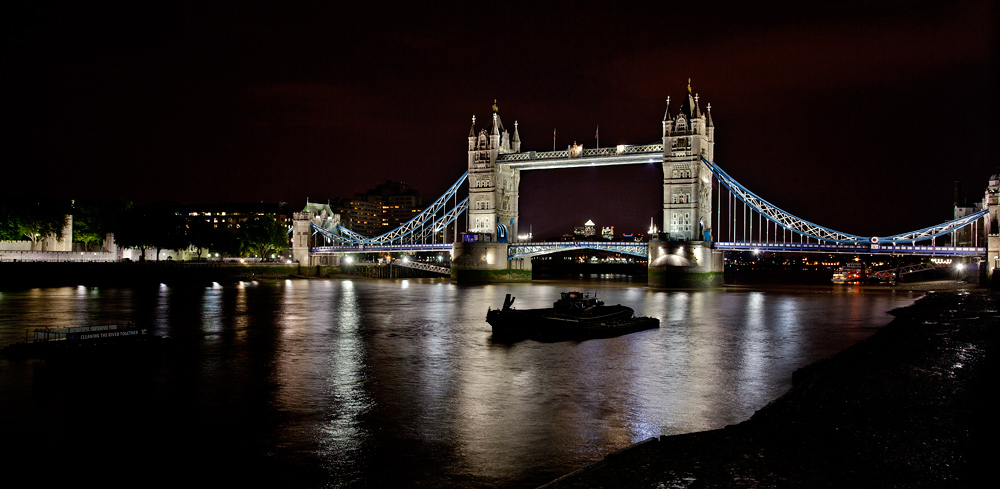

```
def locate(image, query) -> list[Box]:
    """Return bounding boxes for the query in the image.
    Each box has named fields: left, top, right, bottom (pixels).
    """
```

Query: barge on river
left=0, top=323, right=155, bottom=358
left=486, top=291, right=659, bottom=341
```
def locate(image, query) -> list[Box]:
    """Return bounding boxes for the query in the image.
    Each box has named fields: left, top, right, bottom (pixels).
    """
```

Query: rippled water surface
left=0, top=279, right=920, bottom=487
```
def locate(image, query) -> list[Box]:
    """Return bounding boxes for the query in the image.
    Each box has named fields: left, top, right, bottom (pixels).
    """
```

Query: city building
left=180, top=202, right=293, bottom=231
left=334, top=181, right=429, bottom=238
left=573, top=220, right=596, bottom=239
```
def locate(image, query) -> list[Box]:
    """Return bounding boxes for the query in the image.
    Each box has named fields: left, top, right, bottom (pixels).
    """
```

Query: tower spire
left=512, top=120, right=521, bottom=153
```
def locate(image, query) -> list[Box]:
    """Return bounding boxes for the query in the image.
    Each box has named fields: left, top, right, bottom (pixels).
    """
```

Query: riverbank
left=540, top=289, right=996, bottom=488
left=0, top=261, right=336, bottom=289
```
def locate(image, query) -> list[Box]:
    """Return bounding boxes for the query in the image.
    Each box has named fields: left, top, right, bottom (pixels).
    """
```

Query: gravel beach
left=541, top=287, right=997, bottom=488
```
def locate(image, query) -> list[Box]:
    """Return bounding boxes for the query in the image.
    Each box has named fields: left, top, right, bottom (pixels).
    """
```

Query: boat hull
left=0, top=324, right=157, bottom=359
left=487, top=306, right=659, bottom=341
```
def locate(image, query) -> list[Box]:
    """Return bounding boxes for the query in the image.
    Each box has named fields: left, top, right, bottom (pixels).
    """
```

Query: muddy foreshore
left=541, top=289, right=997, bottom=488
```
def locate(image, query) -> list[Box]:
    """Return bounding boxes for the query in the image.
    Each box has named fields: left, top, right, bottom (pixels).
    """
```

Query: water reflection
left=0, top=281, right=920, bottom=488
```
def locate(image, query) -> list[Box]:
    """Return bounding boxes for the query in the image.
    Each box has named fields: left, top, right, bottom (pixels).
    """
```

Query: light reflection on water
left=0, top=280, right=920, bottom=488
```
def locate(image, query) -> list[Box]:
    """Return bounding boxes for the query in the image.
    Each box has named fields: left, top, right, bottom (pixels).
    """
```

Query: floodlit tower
left=467, top=101, right=520, bottom=242
left=985, top=170, right=1000, bottom=279
left=662, top=79, right=714, bottom=241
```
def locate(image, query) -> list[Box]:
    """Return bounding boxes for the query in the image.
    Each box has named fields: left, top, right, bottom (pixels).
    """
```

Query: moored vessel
left=0, top=323, right=156, bottom=358
left=486, top=291, right=659, bottom=341
left=832, top=262, right=868, bottom=284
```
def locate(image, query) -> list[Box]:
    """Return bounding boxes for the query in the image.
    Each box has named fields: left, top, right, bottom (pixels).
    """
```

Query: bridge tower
left=649, top=80, right=723, bottom=287
left=985, top=170, right=1000, bottom=283
left=467, top=101, right=521, bottom=241
left=661, top=79, right=714, bottom=241
left=452, top=102, right=530, bottom=282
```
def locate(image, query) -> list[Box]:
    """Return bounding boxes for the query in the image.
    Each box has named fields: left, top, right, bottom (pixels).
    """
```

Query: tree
left=237, top=215, right=290, bottom=259
left=0, top=201, right=20, bottom=240
left=187, top=219, right=240, bottom=258
left=72, top=200, right=110, bottom=251
left=187, top=219, right=215, bottom=259
left=148, top=206, right=188, bottom=260
left=0, top=198, right=68, bottom=245
left=111, top=202, right=187, bottom=261
left=111, top=202, right=155, bottom=260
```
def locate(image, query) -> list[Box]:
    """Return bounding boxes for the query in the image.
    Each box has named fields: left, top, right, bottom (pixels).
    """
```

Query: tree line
left=1, top=198, right=290, bottom=260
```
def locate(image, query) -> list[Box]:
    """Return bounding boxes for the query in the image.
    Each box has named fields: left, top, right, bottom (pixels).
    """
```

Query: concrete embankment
left=0, top=262, right=340, bottom=289
left=541, top=289, right=996, bottom=488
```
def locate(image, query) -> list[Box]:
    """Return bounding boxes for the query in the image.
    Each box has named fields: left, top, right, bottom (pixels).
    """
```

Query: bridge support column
left=451, top=241, right=531, bottom=283
left=291, top=211, right=314, bottom=266
left=647, top=239, right=723, bottom=288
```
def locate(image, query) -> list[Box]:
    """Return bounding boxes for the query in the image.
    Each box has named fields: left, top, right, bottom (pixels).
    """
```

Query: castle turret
left=466, top=101, right=520, bottom=241
left=661, top=79, right=714, bottom=241
left=512, top=121, right=521, bottom=153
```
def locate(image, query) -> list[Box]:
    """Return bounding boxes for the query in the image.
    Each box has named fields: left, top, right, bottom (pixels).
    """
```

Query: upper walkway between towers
left=494, top=143, right=664, bottom=170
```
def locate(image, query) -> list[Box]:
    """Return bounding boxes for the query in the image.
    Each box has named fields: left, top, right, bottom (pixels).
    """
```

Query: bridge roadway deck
left=312, top=243, right=454, bottom=254
left=313, top=242, right=985, bottom=258
left=715, top=241, right=986, bottom=256
left=508, top=241, right=649, bottom=258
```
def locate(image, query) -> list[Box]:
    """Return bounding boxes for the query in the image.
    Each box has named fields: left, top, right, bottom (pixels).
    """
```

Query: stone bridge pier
left=647, top=239, right=723, bottom=288
left=450, top=241, right=531, bottom=283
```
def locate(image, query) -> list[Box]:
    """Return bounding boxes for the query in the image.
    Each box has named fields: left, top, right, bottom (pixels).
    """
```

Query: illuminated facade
left=662, top=80, right=714, bottom=241
left=985, top=170, right=1000, bottom=277
left=467, top=102, right=520, bottom=242
left=329, top=181, right=428, bottom=238
left=181, top=202, right=293, bottom=232
left=573, top=220, right=596, bottom=239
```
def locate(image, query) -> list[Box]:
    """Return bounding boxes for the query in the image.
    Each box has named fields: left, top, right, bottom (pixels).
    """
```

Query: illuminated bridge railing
left=311, top=171, right=468, bottom=246
left=497, top=144, right=664, bottom=170
left=313, top=243, right=454, bottom=254
left=509, top=241, right=649, bottom=259
left=497, top=143, right=663, bottom=162
left=715, top=241, right=986, bottom=257
left=705, top=157, right=990, bottom=247
left=394, top=260, right=450, bottom=275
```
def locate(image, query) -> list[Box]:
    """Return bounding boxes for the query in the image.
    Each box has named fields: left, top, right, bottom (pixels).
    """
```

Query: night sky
left=7, top=1, right=996, bottom=240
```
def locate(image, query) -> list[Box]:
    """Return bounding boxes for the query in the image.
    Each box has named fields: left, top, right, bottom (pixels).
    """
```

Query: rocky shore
left=541, top=289, right=997, bottom=488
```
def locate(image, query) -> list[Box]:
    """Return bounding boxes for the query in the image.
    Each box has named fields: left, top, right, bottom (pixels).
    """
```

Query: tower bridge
left=293, top=82, right=1000, bottom=286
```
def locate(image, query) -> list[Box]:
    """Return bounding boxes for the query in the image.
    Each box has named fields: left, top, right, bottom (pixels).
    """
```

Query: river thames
left=0, top=279, right=921, bottom=487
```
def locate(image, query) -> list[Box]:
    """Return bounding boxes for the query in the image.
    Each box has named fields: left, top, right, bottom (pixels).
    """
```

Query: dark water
left=0, top=279, right=920, bottom=487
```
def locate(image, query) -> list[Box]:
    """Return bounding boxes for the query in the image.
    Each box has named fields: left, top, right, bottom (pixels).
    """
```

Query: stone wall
left=647, top=239, right=723, bottom=288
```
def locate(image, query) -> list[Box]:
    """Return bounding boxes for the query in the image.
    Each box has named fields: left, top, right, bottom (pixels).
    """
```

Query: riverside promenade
left=541, top=287, right=996, bottom=488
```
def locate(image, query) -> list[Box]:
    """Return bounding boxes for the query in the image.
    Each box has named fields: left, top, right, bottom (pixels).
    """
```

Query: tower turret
left=512, top=121, right=521, bottom=153
left=662, top=79, right=714, bottom=241
left=467, top=101, right=521, bottom=241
